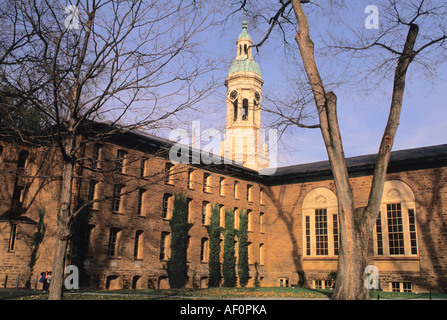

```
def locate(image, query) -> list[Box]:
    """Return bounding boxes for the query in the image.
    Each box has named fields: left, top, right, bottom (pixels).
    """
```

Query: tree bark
left=290, top=1, right=420, bottom=299
left=48, top=139, right=75, bottom=300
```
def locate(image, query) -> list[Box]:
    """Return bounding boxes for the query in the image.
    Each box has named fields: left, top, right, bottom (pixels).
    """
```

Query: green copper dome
left=238, top=20, right=251, bottom=40
left=228, top=58, right=262, bottom=76
left=228, top=21, right=262, bottom=77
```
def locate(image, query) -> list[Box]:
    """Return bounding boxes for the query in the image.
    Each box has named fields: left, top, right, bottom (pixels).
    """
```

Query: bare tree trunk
left=289, top=0, right=420, bottom=299
left=48, top=139, right=75, bottom=300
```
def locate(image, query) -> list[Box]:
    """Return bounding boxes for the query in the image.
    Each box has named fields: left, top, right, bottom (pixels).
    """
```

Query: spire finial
left=242, top=20, right=248, bottom=30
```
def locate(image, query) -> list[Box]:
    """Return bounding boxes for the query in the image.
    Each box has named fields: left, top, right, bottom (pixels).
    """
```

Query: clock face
left=229, top=90, right=238, bottom=101
left=254, top=91, right=261, bottom=103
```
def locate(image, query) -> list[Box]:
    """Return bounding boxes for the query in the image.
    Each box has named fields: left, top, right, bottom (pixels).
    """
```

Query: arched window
left=244, top=44, right=248, bottom=55
left=373, top=180, right=418, bottom=257
left=17, top=150, right=28, bottom=169
left=302, top=187, right=339, bottom=257
left=242, top=99, right=248, bottom=120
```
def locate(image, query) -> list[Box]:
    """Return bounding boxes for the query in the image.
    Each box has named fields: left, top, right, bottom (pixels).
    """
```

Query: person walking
left=39, top=271, right=47, bottom=292
left=45, top=271, right=52, bottom=292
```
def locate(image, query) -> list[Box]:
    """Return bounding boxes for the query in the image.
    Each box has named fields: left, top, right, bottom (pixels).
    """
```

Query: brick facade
left=1, top=136, right=446, bottom=293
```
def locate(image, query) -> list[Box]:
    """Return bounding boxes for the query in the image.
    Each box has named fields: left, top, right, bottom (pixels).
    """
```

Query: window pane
left=305, top=216, right=311, bottom=256
left=376, top=213, right=383, bottom=255
left=387, top=203, right=404, bottom=255
left=315, top=209, right=328, bottom=255
left=408, top=209, right=418, bottom=255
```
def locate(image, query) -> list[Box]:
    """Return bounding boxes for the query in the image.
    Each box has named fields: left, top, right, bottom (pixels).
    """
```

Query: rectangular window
left=259, top=212, right=265, bottom=233
left=187, top=198, right=193, bottom=223
left=376, top=212, right=383, bottom=255
left=392, top=282, right=400, bottom=292
left=137, top=189, right=146, bottom=216
left=220, top=205, right=225, bottom=228
left=247, top=209, right=253, bottom=232
left=140, top=158, right=147, bottom=178
left=248, top=242, right=252, bottom=264
left=92, top=143, right=101, bottom=168
left=315, top=209, right=328, bottom=256
left=403, top=282, right=412, bottom=293
left=87, top=180, right=97, bottom=209
left=259, top=243, right=265, bottom=266
left=134, top=230, right=143, bottom=260
left=202, top=201, right=210, bottom=225
left=111, top=185, right=123, bottom=213
left=159, top=232, right=170, bottom=261
left=116, top=149, right=127, bottom=173
left=219, top=177, right=225, bottom=196
left=305, top=216, right=311, bottom=256
left=247, top=184, right=253, bottom=202
left=333, top=214, right=339, bottom=256
left=234, top=208, right=239, bottom=229
left=203, top=173, right=211, bottom=193
left=108, top=228, right=120, bottom=257
left=8, top=224, right=17, bottom=252
left=162, top=194, right=173, bottom=220
left=200, top=238, right=209, bottom=262
left=234, top=181, right=240, bottom=199
left=165, top=162, right=174, bottom=185
left=278, top=278, right=289, bottom=287
left=408, top=209, right=418, bottom=255
left=187, top=169, right=194, bottom=189
left=260, top=188, right=265, bottom=205
left=387, top=203, right=404, bottom=255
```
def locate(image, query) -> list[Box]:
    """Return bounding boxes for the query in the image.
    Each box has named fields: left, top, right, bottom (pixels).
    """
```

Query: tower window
left=244, top=44, right=248, bottom=55
left=242, top=99, right=248, bottom=120
left=233, top=99, right=238, bottom=121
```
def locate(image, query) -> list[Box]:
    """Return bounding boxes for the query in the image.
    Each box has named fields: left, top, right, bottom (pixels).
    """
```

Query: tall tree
left=232, top=0, right=447, bottom=299
left=166, top=193, right=192, bottom=289
left=237, top=209, right=249, bottom=287
left=207, top=203, right=222, bottom=287
left=222, top=208, right=236, bottom=287
left=0, top=0, right=217, bottom=299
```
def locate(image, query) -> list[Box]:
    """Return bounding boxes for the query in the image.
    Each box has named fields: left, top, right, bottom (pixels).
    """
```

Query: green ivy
left=222, top=208, right=236, bottom=287
left=207, top=203, right=222, bottom=287
left=237, top=209, right=249, bottom=287
left=166, top=193, right=192, bottom=288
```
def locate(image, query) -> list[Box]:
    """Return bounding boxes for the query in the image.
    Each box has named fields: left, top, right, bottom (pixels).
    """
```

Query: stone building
left=1, top=22, right=446, bottom=293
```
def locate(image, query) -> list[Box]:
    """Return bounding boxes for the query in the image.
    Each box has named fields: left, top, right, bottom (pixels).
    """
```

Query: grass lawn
left=2, top=287, right=447, bottom=300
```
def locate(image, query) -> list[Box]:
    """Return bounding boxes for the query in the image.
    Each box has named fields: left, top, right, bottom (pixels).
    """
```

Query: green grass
left=2, top=287, right=447, bottom=300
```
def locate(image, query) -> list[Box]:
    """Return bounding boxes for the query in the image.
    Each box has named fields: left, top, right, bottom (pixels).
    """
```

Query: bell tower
left=221, top=21, right=269, bottom=171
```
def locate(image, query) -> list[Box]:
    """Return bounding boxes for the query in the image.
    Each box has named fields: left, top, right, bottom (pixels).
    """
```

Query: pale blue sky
left=187, top=1, right=447, bottom=167
left=152, top=1, right=447, bottom=167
